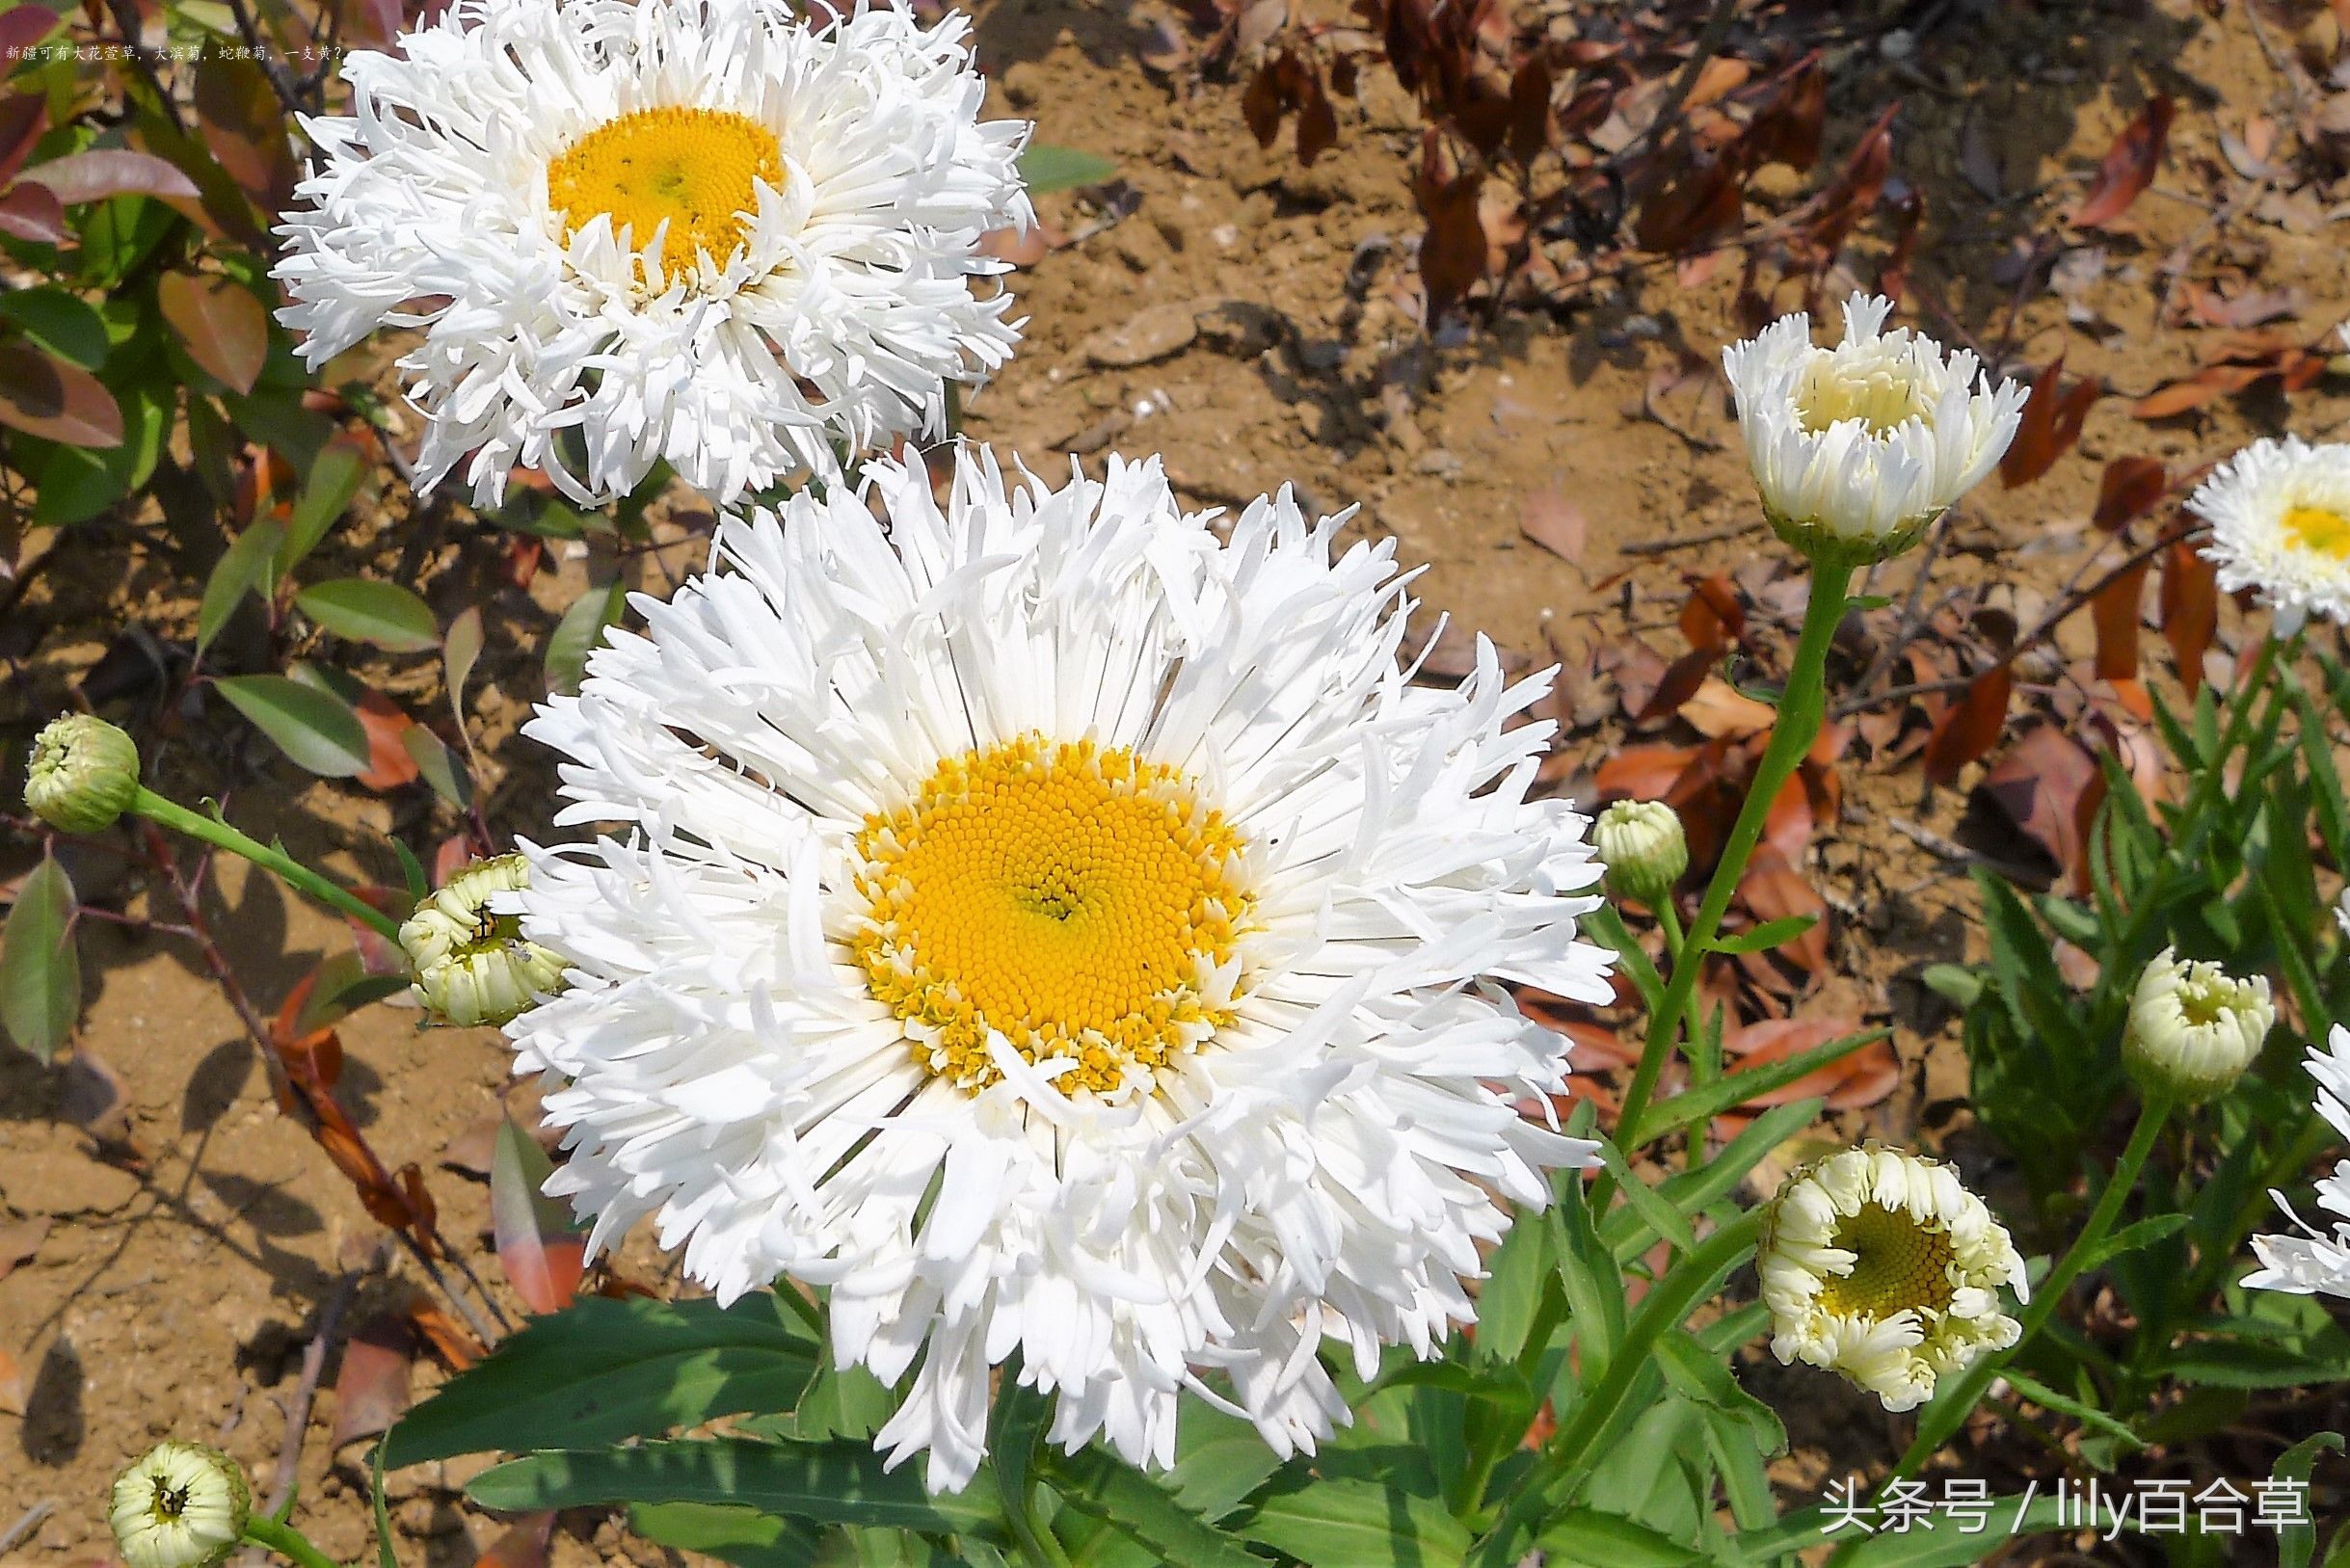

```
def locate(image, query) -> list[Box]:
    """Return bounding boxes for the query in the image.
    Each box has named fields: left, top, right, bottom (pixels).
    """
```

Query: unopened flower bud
left=2123, top=947, right=2273, bottom=1104
left=398, top=854, right=565, bottom=1027
left=1593, top=798, right=1688, bottom=906
left=109, top=1441, right=249, bottom=1568
left=24, top=714, right=140, bottom=835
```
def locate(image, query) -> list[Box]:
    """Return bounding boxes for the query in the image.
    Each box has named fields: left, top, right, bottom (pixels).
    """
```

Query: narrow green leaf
left=0, top=854, right=80, bottom=1062
left=295, top=577, right=440, bottom=651
left=1629, top=1028, right=1888, bottom=1146
left=1606, top=1102, right=1819, bottom=1264
left=1584, top=903, right=1664, bottom=1013
left=1999, top=1370, right=2143, bottom=1450
left=467, top=1438, right=1001, bottom=1537
left=384, top=1294, right=817, bottom=1466
left=628, top=1502, right=819, bottom=1568
left=213, top=674, right=373, bottom=777
left=1533, top=1506, right=1702, bottom=1567
left=1707, top=914, right=1819, bottom=956
left=2276, top=1431, right=2343, bottom=1568
left=1041, top=1447, right=1264, bottom=1568
left=1598, top=1141, right=1697, bottom=1254
left=1017, top=144, right=1118, bottom=194
left=2074, top=1211, right=2189, bottom=1275
left=196, top=518, right=284, bottom=659
left=547, top=577, right=626, bottom=698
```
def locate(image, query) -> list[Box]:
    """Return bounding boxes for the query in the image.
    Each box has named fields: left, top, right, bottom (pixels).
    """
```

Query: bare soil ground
left=6, top=0, right=2350, bottom=1560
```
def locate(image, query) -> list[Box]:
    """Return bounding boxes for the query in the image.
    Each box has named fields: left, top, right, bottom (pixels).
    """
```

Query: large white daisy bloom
left=507, top=445, right=1613, bottom=1490
left=2121, top=947, right=2273, bottom=1105
left=274, top=0, right=1031, bottom=508
left=2248, top=1025, right=2350, bottom=1298
left=1722, top=293, right=2026, bottom=563
left=2186, top=436, right=2350, bottom=636
left=1759, top=1146, right=2027, bottom=1412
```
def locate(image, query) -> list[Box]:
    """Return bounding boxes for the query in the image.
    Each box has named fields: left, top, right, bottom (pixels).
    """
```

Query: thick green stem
left=1883, top=1093, right=2172, bottom=1485
left=132, top=786, right=404, bottom=942
left=1609, top=561, right=1856, bottom=1157
left=242, top=1515, right=342, bottom=1568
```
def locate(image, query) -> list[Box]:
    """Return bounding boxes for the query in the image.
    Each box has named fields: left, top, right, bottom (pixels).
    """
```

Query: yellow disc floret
left=1816, top=1201, right=1958, bottom=1320
left=2283, top=504, right=2350, bottom=562
left=547, top=107, right=783, bottom=265
left=853, top=735, right=1254, bottom=1095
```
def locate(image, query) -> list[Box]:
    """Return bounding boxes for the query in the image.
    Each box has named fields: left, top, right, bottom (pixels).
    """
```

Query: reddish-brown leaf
left=192, top=49, right=299, bottom=214
left=2000, top=355, right=2099, bottom=487
left=329, top=1313, right=415, bottom=1449
left=158, top=272, right=268, bottom=396
left=0, top=343, right=123, bottom=447
left=474, top=1513, right=557, bottom=1568
left=493, top=1118, right=585, bottom=1316
left=1634, top=646, right=1717, bottom=726
left=2091, top=458, right=2167, bottom=532
left=408, top=1297, right=484, bottom=1369
left=0, top=91, right=45, bottom=188
left=1922, top=663, right=2014, bottom=786
left=1745, top=53, right=1826, bottom=172
left=2091, top=557, right=2150, bottom=681
left=0, top=8, right=56, bottom=62
left=2070, top=94, right=2174, bottom=229
left=1680, top=678, right=1776, bottom=740
left=1720, top=1015, right=1897, bottom=1115
left=1763, top=770, right=1812, bottom=863
left=0, top=1346, right=21, bottom=1418
left=2159, top=537, right=2218, bottom=694
left=1738, top=848, right=1830, bottom=973
left=1975, top=724, right=2098, bottom=883
left=1507, top=58, right=1552, bottom=166
left=1679, top=573, right=1745, bottom=650
left=0, top=181, right=66, bottom=244
left=1413, top=130, right=1487, bottom=318
left=1295, top=63, right=1337, bottom=166
left=352, top=689, right=422, bottom=792
left=20, top=146, right=203, bottom=213
left=1635, top=152, right=1742, bottom=254
left=1595, top=744, right=1698, bottom=803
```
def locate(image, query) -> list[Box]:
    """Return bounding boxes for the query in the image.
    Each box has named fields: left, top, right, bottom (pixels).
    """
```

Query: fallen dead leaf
left=1680, top=678, right=1776, bottom=740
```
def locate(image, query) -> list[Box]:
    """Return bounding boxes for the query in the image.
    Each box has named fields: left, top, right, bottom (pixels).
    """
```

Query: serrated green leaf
left=1017, top=144, right=1117, bottom=194
left=295, top=577, right=440, bottom=651
left=214, top=674, right=373, bottom=777
left=0, top=854, right=79, bottom=1062
left=467, top=1438, right=1001, bottom=1537
left=2277, top=1431, right=2343, bottom=1568
left=385, top=1294, right=818, bottom=1467
left=1042, top=1447, right=1263, bottom=1568
left=1242, top=1475, right=1470, bottom=1568
left=628, top=1502, right=820, bottom=1568
left=1533, top=1505, right=1702, bottom=1567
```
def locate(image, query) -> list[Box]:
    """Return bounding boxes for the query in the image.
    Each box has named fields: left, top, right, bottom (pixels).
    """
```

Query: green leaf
left=1706, top=914, right=1818, bottom=955
left=1918, top=964, right=1983, bottom=1008
left=384, top=1293, right=819, bottom=1467
left=197, top=519, right=283, bottom=660
left=467, top=1438, right=1001, bottom=1537
left=1242, top=1475, right=1471, bottom=1568
left=1731, top=1497, right=2069, bottom=1567
left=547, top=577, right=626, bottom=698
left=1653, top=1331, right=1782, bottom=1456
left=369, top=1442, right=398, bottom=1568
left=2277, top=1431, right=2343, bottom=1568
left=444, top=605, right=485, bottom=733
left=1598, top=1141, right=1696, bottom=1254
left=1532, top=1506, right=1703, bottom=1567
left=0, top=286, right=110, bottom=369
left=213, top=674, right=373, bottom=777
left=295, top=578, right=440, bottom=652
left=157, top=270, right=268, bottom=394
left=1628, top=1028, right=1887, bottom=1146
left=0, top=854, right=79, bottom=1063
left=1017, top=144, right=1118, bottom=194
left=1473, top=1200, right=1554, bottom=1365
left=1041, top=1447, right=1265, bottom=1568
left=2073, top=1211, right=2189, bottom=1275
left=1606, top=1102, right=1818, bottom=1264
left=1584, top=904, right=1663, bottom=1014
left=1998, top=1369, right=2143, bottom=1450
left=403, top=725, right=474, bottom=811
left=628, top=1502, right=820, bottom=1568
left=280, top=437, right=369, bottom=577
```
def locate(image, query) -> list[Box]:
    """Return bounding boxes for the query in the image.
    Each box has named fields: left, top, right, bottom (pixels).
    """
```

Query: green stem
left=1470, top=1209, right=1764, bottom=1564
left=132, top=786, right=404, bottom=942
left=1655, top=900, right=1687, bottom=973
left=242, top=1515, right=342, bottom=1568
left=1608, top=561, right=1856, bottom=1162
left=1883, top=1093, right=2172, bottom=1485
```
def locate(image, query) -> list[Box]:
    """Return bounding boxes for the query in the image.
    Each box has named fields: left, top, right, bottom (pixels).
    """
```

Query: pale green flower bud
left=2123, top=947, right=2273, bottom=1104
left=1593, top=798, right=1687, bottom=906
left=398, top=853, right=566, bottom=1027
left=108, top=1441, right=249, bottom=1568
left=24, top=714, right=141, bottom=835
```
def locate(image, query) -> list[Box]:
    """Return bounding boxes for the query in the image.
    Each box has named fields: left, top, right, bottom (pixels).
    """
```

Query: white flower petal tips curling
left=2247, top=1025, right=2350, bottom=1299
left=2187, top=436, right=2350, bottom=636
left=109, top=1442, right=249, bottom=1568
left=2122, top=947, right=2273, bottom=1105
left=400, top=854, right=567, bottom=1027
left=508, top=443, right=1616, bottom=1490
left=1722, top=292, right=2026, bottom=563
left=1758, top=1145, right=2027, bottom=1412
left=273, top=0, right=1032, bottom=508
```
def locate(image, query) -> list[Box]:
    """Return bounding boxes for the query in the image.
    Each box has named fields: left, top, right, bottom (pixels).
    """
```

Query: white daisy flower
left=2248, top=1025, right=2350, bottom=1299
left=1759, top=1145, right=2027, bottom=1412
left=398, top=854, right=567, bottom=1027
left=1721, top=293, right=2026, bottom=563
left=2186, top=436, right=2350, bottom=636
left=507, top=444, right=1613, bottom=1490
left=109, top=1442, right=249, bottom=1568
left=2121, top=947, right=2273, bottom=1105
left=274, top=0, right=1031, bottom=508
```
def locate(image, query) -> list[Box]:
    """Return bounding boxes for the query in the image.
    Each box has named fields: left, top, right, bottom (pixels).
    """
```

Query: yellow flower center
left=1817, top=1202, right=1957, bottom=1319
left=852, top=735, right=1254, bottom=1095
left=2282, top=504, right=2350, bottom=562
left=1796, top=360, right=1928, bottom=438
left=547, top=107, right=782, bottom=264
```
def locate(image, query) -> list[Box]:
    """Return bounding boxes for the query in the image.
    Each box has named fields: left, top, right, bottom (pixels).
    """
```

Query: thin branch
left=219, top=0, right=313, bottom=122
left=1618, top=519, right=1758, bottom=555
left=261, top=1262, right=371, bottom=1519
left=1603, top=0, right=1745, bottom=178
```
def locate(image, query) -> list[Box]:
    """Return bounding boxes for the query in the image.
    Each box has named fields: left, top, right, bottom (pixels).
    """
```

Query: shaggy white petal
left=1759, top=1145, right=2026, bottom=1412
left=274, top=0, right=1030, bottom=507
left=1722, top=292, right=2025, bottom=561
left=2122, top=946, right=2273, bottom=1104
left=508, top=444, right=1612, bottom=1489
left=2187, top=436, right=2350, bottom=636
left=2248, top=1025, right=2350, bottom=1299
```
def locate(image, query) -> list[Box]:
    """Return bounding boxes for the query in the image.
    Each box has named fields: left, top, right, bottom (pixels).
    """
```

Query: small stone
left=1082, top=302, right=1201, bottom=368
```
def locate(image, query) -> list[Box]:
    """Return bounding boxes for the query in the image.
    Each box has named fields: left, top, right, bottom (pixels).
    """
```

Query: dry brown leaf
left=2070, top=94, right=2174, bottom=229
left=1923, top=664, right=2015, bottom=786
left=1679, top=678, right=1776, bottom=740
left=1975, top=724, right=2099, bottom=884
left=2091, top=557, right=2150, bottom=681
left=1518, top=488, right=1587, bottom=566
left=2159, top=538, right=2219, bottom=694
